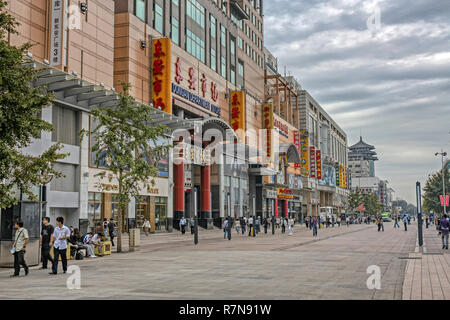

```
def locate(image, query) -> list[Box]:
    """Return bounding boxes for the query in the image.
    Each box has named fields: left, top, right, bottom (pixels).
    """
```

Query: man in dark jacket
left=40, top=217, right=54, bottom=270
left=439, top=214, right=449, bottom=250
left=107, top=218, right=116, bottom=246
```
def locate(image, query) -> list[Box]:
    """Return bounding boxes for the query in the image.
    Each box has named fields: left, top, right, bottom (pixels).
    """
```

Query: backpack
left=75, top=251, right=84, bottom=260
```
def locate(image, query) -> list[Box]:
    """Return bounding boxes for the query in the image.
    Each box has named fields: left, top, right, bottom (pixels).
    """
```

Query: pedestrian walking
left=49, top=217, right=71, bottom=275
left=403, top=215, right=408, bottom=231
left=240, top=217, right=246, bottom=235
left=346, top=216, right=350, bottom=227
left=107, top=218, right=116, bottom=246
left=281, top=218, right=286, bottom=234
left=179, top=216, right=187, bottom=235
left=190, top=218, right=195, bottom=235
left=288, top=217, right=294, bottom=235
left=255, top=217, right=260, bottom=234
left=10, top=221, right=29, bottom=277
left=425, top=215, right=429, bottom=229
left=223, top=218, right=228, bottom=239
left=263, top=218, right=269, bottom=234
left=103, top=218, right=109, bottom=238
left=312, top=218, right=318, bottom=237
left=227, top=216, right=233, bottom=240
left=235, top=219, right=240, bottom=234
left=439, top=214, right=449, bottom=250
left=143, top=218, right=150, bottom=236
left=40, top=217, right=54, bottom=270
left=394, top=216, right=400, bottom=228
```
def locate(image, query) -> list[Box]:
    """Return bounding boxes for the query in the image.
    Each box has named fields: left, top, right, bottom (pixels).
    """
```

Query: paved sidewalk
left=402, top=223, right=450, bottom=300
left=0, top=222, right=417, bottom=300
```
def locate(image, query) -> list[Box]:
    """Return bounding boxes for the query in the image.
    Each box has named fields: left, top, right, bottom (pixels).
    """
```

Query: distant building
left=348, top=137, right=378, bottom=178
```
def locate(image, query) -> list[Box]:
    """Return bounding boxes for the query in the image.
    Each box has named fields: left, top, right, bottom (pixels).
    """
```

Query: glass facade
left=135, top=0, right=146, bottom=22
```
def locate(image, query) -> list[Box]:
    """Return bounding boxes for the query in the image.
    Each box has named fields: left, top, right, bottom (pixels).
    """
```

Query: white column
left=79, top=112, right=90, bottom=220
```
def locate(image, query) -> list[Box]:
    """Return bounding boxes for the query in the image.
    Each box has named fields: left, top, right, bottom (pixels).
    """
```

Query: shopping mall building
left=0, top=0, right=349, bottom=262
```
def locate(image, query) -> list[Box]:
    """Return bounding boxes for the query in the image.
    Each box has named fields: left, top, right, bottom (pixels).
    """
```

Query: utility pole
left=416, top=182, right=423, bottom=247
left=435, top=150, right=448, bottom=217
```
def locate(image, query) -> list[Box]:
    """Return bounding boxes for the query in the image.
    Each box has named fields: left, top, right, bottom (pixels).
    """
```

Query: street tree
left=82, top=83, right=170, bottom=253
left=0, top=0, right=66, bottom=209
left=362, top=193, right=383, bottom=216
left=348, top=188, right=363, bottom=213
left=423, top=169, right=449, bottom=216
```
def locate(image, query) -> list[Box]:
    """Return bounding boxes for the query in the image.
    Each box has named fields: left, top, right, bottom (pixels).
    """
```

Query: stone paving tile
left=0, top=222, right=428, bottom=300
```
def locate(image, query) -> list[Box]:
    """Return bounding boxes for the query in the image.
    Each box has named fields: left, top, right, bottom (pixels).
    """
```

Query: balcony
left=229, top=0, right=249, bottom=20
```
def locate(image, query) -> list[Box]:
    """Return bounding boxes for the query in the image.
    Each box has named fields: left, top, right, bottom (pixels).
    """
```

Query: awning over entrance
left=188, top=117, right=240, bottom=143
left=278, top=143, right=301, bottom=163
left=25, top=58, right=193, bottom=131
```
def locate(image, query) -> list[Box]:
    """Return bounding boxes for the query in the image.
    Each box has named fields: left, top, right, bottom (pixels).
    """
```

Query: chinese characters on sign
left=316, top=150, right=322, bottom=180
left=230, top=90, right=246, bottom=133
left=263, top=103, right=274, bottom=161
left=310, top=146, right=316, bottom=178
left=335, top=162, right=340, bottom=186
left=294, top=131, right=300, bottom=168
left=152, top=39, right=172, bottom=113
left=50, top=0, right=63, bottom=66
left=300, top=131, right=310, bottom=176
left=274, top=118, right=289, bottom=138
left=277, top=188, right=294, bottom=200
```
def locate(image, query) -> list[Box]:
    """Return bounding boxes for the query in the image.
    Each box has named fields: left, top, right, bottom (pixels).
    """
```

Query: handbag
left=11, top=229, right=24, bottom=255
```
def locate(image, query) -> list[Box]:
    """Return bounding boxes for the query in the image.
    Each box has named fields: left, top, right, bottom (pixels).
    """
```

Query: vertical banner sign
left=294, top=131, right=301, bottom=168
left=310, top=146, right=316, bottom=178
left=300, top=131, right=310, bottom=176
left=440, top=195, right=449, bottom=206
left=316, top=150, right=322, bottom=180
left=335, top=162, right=340, bottom=186
left=50, top=0, right=63, bottom=66
left=230, top=91, right=246, bottom=140
left=263, top=103, right=274, bottom=161
left=339, top=164, right=344, bottom=188
left=152, top=38, right=172, bottom=114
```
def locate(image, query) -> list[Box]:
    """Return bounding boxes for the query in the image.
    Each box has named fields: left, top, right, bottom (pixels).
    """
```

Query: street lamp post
left=435, top=150, right=448, bottom=217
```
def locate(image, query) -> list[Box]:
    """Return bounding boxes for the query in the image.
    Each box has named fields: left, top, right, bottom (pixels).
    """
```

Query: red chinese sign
left=152, top=39, right=171, bottom=113
left=310, top=146, right=316, bottom=178
left=316, top=150, right=322, bottom=180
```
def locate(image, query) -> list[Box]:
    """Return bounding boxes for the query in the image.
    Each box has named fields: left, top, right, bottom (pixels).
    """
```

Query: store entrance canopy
left=278, top=143, right=301, bottom=163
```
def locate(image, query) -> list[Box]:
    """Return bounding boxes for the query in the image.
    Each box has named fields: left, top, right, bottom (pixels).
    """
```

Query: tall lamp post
left=435, top=150, right=448, bottom=217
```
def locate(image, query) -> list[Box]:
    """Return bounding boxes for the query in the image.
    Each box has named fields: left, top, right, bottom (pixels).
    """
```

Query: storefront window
left=136, top=196, right=150, bottom=229
left=88, top=192, right=103, bottom=232
left=135, top=0, right=146, bottom=22
left=155, top=197, right=167, bottom=231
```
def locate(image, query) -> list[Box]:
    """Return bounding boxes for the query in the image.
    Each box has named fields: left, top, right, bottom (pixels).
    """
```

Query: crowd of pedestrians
left=10, top=216, right=116, bottom=277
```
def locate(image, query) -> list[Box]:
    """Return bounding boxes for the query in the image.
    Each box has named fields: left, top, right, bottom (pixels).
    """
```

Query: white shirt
left=248, top=217, right=254, bottom=224
left=91, top=234, right=102, bottom=243
left=143, top=220, right=150, bottom=228
left=53, top=225, right=71, bottom=250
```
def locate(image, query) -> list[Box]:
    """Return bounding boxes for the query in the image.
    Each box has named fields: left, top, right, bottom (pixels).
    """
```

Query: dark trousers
left=181, top=225, right=186, bottom=234
left=191, top=226, right=195, bottom=234
left=404, top=222, right=408, bottom=231
left=52, top=248, right=67, bottom=274
left=264, top=225, right=268, bottom=234
left=13, top=251, right=28, bottom=275
left=282, top=225, right=286, bottom=233
left=227, top=228, right=231, bottom=240
left=41, top=245, right=53, bottom=268
left=109, top=233, right=115, bottom=246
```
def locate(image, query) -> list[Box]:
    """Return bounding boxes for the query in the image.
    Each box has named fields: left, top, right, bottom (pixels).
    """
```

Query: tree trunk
left=117, top=207, right=122, bottom=253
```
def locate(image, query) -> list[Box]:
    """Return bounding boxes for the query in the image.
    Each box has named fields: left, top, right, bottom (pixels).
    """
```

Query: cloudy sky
left=264, top=0, right=450, bottom=204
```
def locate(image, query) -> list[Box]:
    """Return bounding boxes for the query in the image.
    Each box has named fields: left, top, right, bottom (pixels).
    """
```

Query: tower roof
left=350, top=136, right=375, bottom=150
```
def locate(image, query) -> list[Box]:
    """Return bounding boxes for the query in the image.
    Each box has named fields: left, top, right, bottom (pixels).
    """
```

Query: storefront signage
left=266, top=189, right=277, bottom=199
left=339, top=163, right=344, bottom=188
left=263, top=103, right=274, bottom=160
left=146, top=187, right=160, bottom=195
left=230, top=90, right=246, bottom=133
left=50, top=0, right=63, bottom=66
left=172, top=83, right=221, bottom=116
left=294, top=131, right=300, bottom=168
left=181, top=143, right=208, bottom=166
left=335, top=162, right=340, bottom=186
left=310, top=146, right=316, bottom=178
left=152, top=38, right=172, bottom=113
left=274, top=118, right=289, bottom=138
left=277, top=188, right=294, bottom=199
left=300, top=131, right=309, bottom=176
left=316, top=150, right=322, bottom=180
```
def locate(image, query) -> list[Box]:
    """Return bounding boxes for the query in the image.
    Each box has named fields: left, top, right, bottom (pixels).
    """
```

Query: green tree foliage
left=84, top=83, right=170, bottom=252
left=362, top=192, right=384, bottom=216
left=0, top=0, right=66, bottom=208
left=423, top=169, right=449, bottom=216
left=348, top=189, right=363, bottom=212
